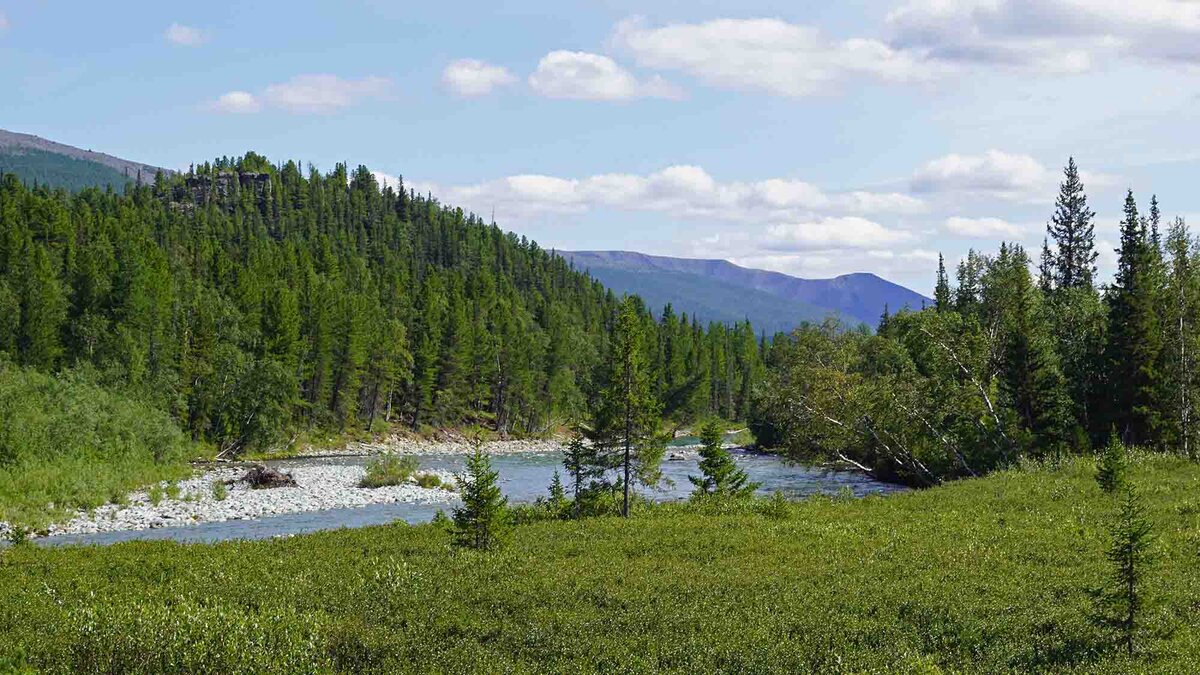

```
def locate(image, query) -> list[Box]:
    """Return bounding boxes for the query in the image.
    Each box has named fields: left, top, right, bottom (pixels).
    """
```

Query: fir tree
left=451, top=447, right=508, bottom=550
left=689, top=418, right=758, bottom=499
left=1047, top=157, right=1097, bottom=290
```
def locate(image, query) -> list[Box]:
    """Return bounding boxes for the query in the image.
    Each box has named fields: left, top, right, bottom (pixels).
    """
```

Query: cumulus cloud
left=210, top=91, right=261, bottom=114
left=415, top=165, right=926, bottom=224
left=764, top=217, right=914, bottom=251
left=209, top=75, right=391, bottom=114
left=528, top=50, right=683, bottom=100
left=911, top=150, right=1055, bottom=202
left=263, top=74, right=391, bottom=113
left=165, top=23, right=206, bottom=47
left=943, top=216, right=1026, bottom=238
left=613, top=17, right=943, bottom=97
left=887, top=0, right=1200, bottom=69
left=442, top=59, right=517, bottom=96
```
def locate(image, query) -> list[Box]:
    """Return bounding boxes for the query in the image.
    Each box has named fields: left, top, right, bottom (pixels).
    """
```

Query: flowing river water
left=37, top=443, right=906, bottom=547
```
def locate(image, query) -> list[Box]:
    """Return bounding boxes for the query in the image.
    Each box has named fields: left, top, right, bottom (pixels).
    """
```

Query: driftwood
left=239, top=465, right=298, bottom=489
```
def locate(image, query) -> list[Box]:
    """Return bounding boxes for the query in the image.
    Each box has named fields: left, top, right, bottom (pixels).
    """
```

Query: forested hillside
left=0, top=129, right=169, bottom=191
left=0, top=154, right=763, bottom=456
left=752, top=158, right=1199, bottom=485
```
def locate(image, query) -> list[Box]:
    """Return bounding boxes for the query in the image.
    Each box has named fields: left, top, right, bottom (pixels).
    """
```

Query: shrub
left=211, top=481, right=228, bottom=501
left=359, top=455, right=419, bottom=488
left=414, top=473, right=442, bottom=489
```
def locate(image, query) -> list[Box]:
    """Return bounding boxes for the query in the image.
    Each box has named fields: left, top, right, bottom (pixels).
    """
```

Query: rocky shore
left=323, top=436, right=568, bottom=457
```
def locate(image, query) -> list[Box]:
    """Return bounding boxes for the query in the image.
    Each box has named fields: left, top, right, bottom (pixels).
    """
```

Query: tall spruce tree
left=1163, top=217, right=1200, bottom=456
left=934, top=253, right=952, bottom=312
left=1046, top=157, right=1098, bottom=290
left=1106, top=190, right=1164, bottom=446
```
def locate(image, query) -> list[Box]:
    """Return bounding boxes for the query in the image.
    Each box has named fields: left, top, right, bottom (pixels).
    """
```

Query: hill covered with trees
left=0, top=153, right=764, bottom=457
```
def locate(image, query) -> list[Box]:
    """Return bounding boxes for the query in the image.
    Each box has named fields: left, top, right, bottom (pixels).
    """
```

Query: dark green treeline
left=0, top=153, right=763, bottom=454
left=752, top=157, right=1200, bottom=486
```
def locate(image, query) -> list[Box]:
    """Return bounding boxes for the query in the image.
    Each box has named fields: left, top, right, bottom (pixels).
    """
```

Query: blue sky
left=4, top=1, right=1200, bottom=292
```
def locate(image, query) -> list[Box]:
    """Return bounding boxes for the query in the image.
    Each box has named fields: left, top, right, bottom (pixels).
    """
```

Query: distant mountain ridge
left=0, top=129, right=172, bottom=190
left=561, top=250, right=929, bottom=331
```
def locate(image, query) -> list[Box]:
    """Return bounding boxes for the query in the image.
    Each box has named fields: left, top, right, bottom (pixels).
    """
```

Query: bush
left=211, top=481, right=228, bottom=501
left=414, top=473, right=443, bottom=489
left=0, top=365, right=194, bottom=529
left=359, top=455, right=419, bottom=488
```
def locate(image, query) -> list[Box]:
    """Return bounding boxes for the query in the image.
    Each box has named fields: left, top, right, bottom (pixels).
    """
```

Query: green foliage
left=211, top=480, right=228, bottom=501
left=4, top=456, right=1198, bottom=671
left=1093, top=482, right=1156, bottom=655
left=0, top=162, right=765, bottom=456
left=451, top=448, right=508, bottom=550
left=1097, top=437, right=1128, bottom=493
left=586, top=298, right=666, bottom=517
left=689, top=418, right=758, bottom=499
left=0, top=365, right=192, bottom=529
left=414, top=473, right=443, bottom=490
left=359, top=455, right=419, bottom=488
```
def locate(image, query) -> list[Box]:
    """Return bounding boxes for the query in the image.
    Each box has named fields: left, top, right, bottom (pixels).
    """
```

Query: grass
left=2, top=454, right=1199, bottom=671
left=415, top=472, right=445, bottom=489
left=358, top=455, right=419, bottom=488
left=0, top=365, right=196, bottom=531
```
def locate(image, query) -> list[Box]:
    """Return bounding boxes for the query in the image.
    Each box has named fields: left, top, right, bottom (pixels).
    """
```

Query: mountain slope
left=0, top=129, right=171, bottom=191
left=562, top=250, right=929, bottom=329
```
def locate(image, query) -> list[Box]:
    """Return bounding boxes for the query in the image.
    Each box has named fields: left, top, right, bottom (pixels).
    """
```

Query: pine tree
left=1095, top=482, right=1154, bottom=655
left=562, top=435, right=605, bottom=517
left=689, top=418, right=758, bottom=499
left=1047, top=157, right=1097, bottom=290
left=451, top=447, right=508, bottom=550
left=934, top=253, right=952, bottom=312
left=1163, top=217, right=1200, bottom=457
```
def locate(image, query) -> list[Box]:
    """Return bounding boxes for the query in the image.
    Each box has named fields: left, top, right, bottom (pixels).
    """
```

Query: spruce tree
left=451, top=447, right=508, bottom=550
left=1106, top=191, right=1164, bottom=446
left=1047, top=157, right=1097, bottom=290
left=1163, top=217, right=1200, bottom=456
left=1095, top=482, right=1154, bottom=656
left=689, top=418, right=758, bottom=499
left=933, top=253, right=952, bottom=312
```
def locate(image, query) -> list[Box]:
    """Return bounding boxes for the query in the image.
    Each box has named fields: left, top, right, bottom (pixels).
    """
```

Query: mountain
left=560, top=250, right=929, bottom=331
left=0, top=129, right=172, bottom=191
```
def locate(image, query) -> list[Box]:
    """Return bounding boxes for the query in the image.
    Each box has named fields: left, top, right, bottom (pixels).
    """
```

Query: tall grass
left=2, top=455, right=1199, bottom=671
left=0, top=365, right=195, bottom=530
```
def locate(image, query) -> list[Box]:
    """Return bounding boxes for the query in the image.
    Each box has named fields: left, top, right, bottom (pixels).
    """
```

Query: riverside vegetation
left=1, top=453, right=1196, bottom=672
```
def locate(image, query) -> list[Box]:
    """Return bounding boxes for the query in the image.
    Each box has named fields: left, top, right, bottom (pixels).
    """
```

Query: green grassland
left=2, top=454, right=1198, bottom=672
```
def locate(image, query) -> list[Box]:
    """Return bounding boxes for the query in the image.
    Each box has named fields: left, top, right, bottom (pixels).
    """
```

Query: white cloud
left=263, top=74, right=391, bottom=113
left=943, top=216, right=1026, bottom=238
left=210, top=91, right=261, bottom=114
left=415, top=165, right=925, bottom=225
left=911, top=150, right=1054, bottom=202
left=887, top=0, right=1200, bottom=69
left=764, top=217, right=914, bottom=251
left=528, top=50, right=683, bottom=100
left=165, top=23, right=206, bottom=47
left=613, top=17, right=942, bottom=97
left=442, top=59, right=516, bottom=96
left=209, top=75, right=391, bottom=114
left=372, top=171, right=401, bottom=189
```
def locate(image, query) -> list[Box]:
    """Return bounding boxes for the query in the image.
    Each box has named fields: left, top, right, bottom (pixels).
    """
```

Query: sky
left=4, top=1, right=1200, bottom=293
